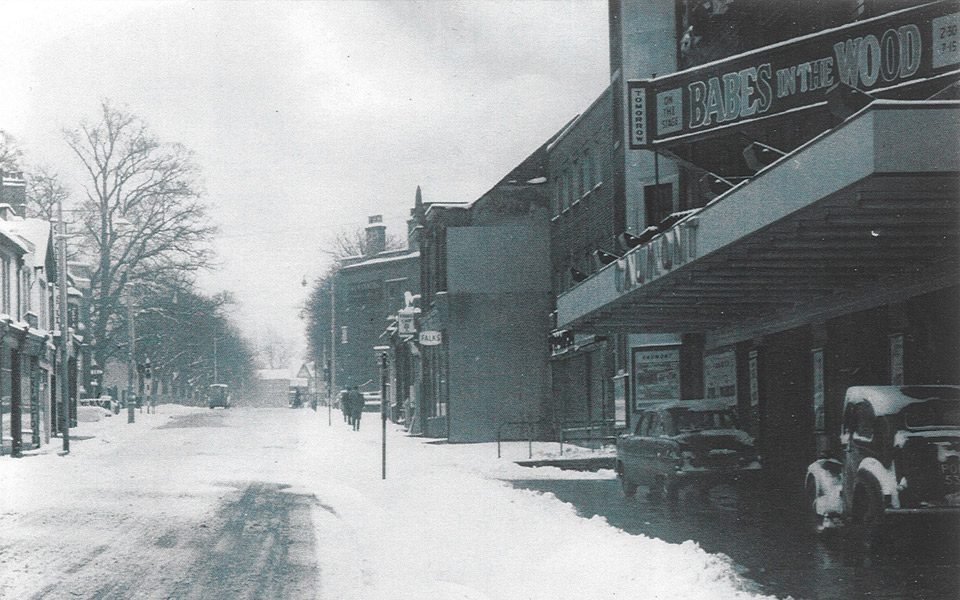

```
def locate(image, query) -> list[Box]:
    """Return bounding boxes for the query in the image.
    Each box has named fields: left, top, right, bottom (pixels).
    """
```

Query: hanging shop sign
left=397, top=309, right=417, bottom=334
left=419, top=330, right=442, bottom=346
left=627, top=1, right=960, bottom=148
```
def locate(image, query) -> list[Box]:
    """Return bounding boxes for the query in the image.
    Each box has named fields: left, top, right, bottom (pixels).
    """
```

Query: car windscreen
left=671, top=409, right=737, bottom=433
left=901, top=399, right=960, bottom=429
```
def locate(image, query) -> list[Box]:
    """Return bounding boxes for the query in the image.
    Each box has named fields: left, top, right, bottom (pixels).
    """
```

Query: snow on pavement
left=0, top=405, right=778, bottom=600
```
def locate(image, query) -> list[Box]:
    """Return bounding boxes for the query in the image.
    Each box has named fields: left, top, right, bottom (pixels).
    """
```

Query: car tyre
left=805, top=477, right=828, bottom=534
left=851, top=473, right=883, bottom=551
left=650, top=475, right=678, bottom=502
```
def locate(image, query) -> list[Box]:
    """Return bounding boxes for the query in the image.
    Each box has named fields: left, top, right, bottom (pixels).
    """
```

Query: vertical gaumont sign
left=628, top=1, right=960, bottom=148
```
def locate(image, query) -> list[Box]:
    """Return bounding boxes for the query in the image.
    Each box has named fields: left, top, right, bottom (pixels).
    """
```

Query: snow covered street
left=1, top=405, right=772, bottom=600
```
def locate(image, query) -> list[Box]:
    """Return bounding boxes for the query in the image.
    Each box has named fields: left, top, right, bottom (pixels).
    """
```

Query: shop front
left=557, top=100, right=959, bottom=491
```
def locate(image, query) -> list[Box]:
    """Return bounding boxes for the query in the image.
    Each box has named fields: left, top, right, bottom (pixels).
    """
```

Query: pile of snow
left=0, top=406, right=775, bottom=600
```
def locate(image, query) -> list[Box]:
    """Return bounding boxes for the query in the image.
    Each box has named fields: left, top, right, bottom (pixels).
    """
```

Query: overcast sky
left=0, top=0, right=609, bottom=360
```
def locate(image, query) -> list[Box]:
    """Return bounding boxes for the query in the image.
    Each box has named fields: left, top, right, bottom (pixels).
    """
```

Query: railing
left=496, top=419, right=621, bottom=459
left=557, top=420, right=619, bottom=456
left=496, top=421, right=553, bottom=459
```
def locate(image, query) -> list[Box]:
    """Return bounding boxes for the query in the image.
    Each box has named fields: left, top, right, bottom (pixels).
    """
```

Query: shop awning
left=556, top=100, right=960, bottom=347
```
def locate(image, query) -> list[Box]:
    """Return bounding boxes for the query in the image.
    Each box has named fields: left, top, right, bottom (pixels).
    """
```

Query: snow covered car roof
left=640, top=399, right=738, bottom=413
left=844, top=385, right=960, bottom=417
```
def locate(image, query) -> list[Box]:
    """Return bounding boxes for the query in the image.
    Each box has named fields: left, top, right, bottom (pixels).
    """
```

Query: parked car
left=207, top=383, right=231, bottom=409
left=616, top=400, right=760, bottom=500
left=805, top=385, right=960, bottom=542
left=362, top=391, right=382, bottom=413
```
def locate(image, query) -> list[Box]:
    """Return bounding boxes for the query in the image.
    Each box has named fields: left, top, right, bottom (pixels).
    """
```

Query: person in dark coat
left=340, top=389, right=351, bottom=425
left=348, top=386, right=364, bottom=431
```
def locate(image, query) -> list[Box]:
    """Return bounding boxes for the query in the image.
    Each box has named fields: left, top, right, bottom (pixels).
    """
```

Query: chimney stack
left=0, top=170, right=27, bottom=218
left=365, top=214, right=386, bottom=256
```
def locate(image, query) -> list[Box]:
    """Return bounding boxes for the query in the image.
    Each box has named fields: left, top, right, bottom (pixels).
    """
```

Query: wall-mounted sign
left=419, top=330, right=442, bottom=346
left=812, top=348, right=825, bottom=432
left=615, top=221, right=698, bottom=292
left=889, top=333, right=905, bottom=385
left=632, top=346, right=680, bottom=408
left=398, top=309, right=416, bottom=334
left=704, top=350, right=737, bottom=402
left=748, top=350, right=760, bottom=436
left=627, top=2, right=960, bottom=148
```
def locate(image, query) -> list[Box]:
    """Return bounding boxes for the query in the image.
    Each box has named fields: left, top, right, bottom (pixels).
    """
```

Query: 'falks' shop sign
left=628, top=1, right=960, bottom=148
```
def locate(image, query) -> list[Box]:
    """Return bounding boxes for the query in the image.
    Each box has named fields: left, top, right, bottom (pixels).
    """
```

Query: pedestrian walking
left=340, top=389, right=350, bottom=425
left=348, top=386, right=363, bottom=431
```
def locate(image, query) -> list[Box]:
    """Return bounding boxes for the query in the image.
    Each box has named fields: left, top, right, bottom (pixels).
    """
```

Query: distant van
left=207, top=384, right=231, bottom=409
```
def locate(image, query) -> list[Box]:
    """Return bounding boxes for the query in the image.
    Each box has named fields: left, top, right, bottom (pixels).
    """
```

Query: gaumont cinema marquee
left=628, top=1, right=960, bottom=148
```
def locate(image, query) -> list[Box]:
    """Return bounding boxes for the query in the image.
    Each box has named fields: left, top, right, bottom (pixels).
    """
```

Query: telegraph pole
left=56, top=197, right=70, bottom=453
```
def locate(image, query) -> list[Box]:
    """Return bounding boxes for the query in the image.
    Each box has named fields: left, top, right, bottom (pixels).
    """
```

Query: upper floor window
left=644, top=183, right=674, bottom=229
left=581, top=150, right=593, bottom=194
left=574, top=161, right=583, bottom=198
left=1, top=257, right=10, bottom=315
left=553, top=181, right=563, bottom=216
left=566, top=171, right=575, bottom=208
left=559, top=174, right=569, bottom=211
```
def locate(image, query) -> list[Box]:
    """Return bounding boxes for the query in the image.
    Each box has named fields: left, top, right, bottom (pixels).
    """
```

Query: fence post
left=528, top=423, right=533, bottom=459
left=559, top=423, right=564, bottom=456
left=497, top=427, right=501, bottom=459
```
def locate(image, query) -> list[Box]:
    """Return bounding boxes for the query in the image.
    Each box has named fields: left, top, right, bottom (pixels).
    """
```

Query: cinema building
left=554, top=0, right=960, bottom=488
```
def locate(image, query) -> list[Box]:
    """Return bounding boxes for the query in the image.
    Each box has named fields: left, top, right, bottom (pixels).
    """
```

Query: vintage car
left=207, top=383, right=231, bottom=409
left=805, top=385, right=960, bottom=540
left=616, top=400, right=760, bottom=500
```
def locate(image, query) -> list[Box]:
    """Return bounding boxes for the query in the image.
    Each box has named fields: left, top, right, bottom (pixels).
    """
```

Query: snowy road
left=2, top=405, right=776, bottom=600
left=511, top=478, right=960, bottom=600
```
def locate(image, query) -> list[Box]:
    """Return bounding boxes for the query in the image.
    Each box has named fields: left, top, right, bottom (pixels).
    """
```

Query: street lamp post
left=55, top=197, right=71, bottom=453
left=126, top=283, right=136, bottom=424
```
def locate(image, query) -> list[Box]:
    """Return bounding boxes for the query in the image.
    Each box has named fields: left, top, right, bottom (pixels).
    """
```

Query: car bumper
left=884, top=506, right=960, bottom=516
left=670, top=464, right=762, bottom=484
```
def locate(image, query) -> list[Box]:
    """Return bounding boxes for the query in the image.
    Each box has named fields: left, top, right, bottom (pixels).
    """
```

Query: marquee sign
left=628, top=1, right=960, bottom=148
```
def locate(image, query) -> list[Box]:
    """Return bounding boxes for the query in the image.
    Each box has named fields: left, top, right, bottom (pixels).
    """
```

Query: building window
left=566, top=171, right=575, bottom=208
left=340, top=326, right=348, bottom=344
left=559, top=174, right=569, bottom=211
left=644, top=183, right=674, bottom=228
left=553, top=182, right=562, bottom=216
left=582, top=149, right=594, bottom=193
left=574, top=160, right=583, bottom=198
left=1, top=258, right=9, bottom=315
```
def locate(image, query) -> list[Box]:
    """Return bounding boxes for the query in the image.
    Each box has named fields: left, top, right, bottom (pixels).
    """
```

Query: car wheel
left=805, top=477, right=828, bottom=534
left=650, top=475, right=678, bottom=502
left=851, top=473, right=883, bottom=550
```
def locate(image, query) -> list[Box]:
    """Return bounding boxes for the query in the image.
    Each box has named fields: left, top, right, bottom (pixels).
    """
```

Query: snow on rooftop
left=256, top=369, right=291, bottom=380
left=340, top=250, right=419, bottom=270
left=845, top=385, right=960, bottom=417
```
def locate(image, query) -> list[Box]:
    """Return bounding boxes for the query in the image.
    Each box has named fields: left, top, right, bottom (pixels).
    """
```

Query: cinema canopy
left=557, top=1, right=960, bottom=350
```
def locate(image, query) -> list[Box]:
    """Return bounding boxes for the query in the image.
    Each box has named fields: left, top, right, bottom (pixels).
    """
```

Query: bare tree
left=63, top=100, right=217, bottom=368
left=25, top=165, right=71, bottom=221
left=0, top=130, right=22, bottom=171
left=323, top=227, right=404, bottom=265
left=258, top=328, right=293, bottom=370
